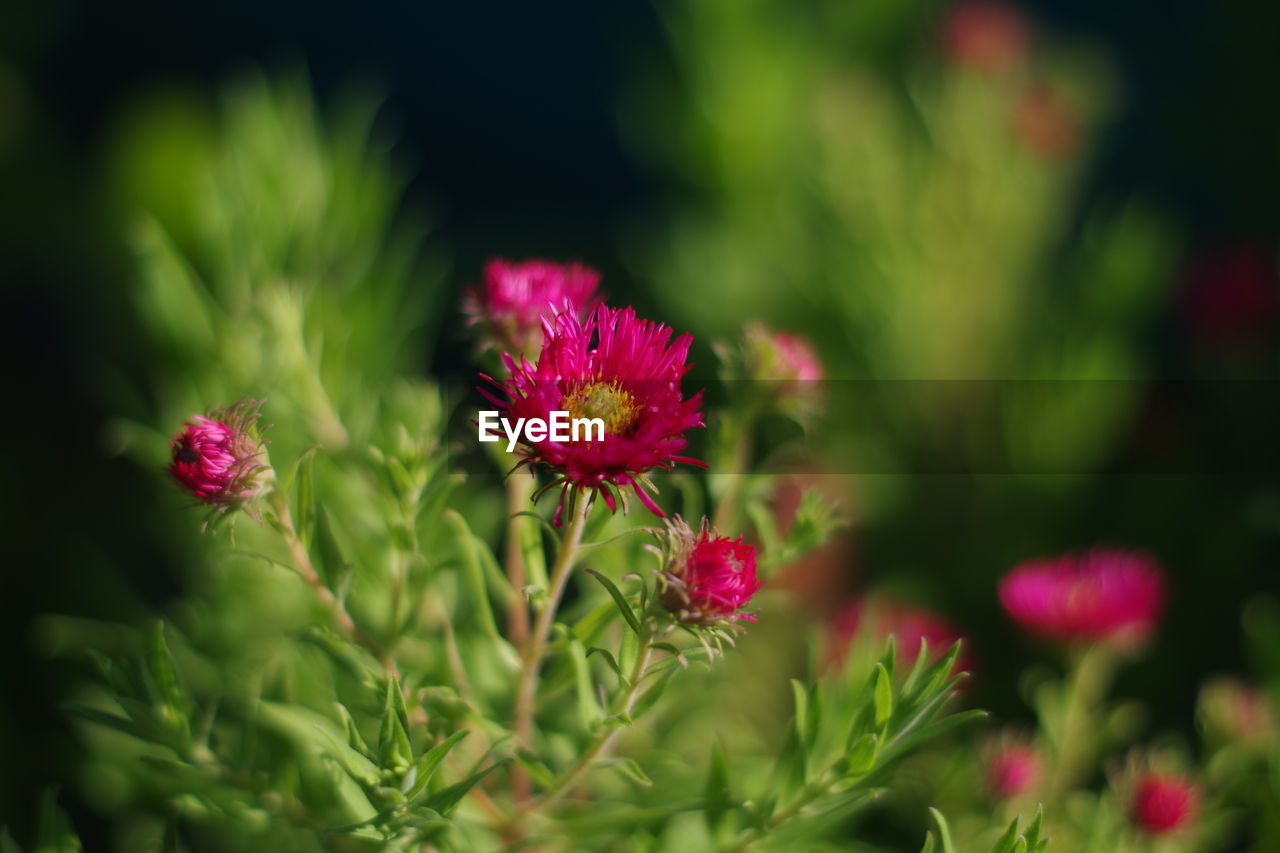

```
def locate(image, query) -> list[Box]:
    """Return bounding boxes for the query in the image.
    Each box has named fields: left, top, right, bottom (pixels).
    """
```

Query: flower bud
left=1131, top=773, right=1198, bottom=836
left=984, top=740, right=1041, bottom=799
left=167, top=400, right=267, bottom=509
left=658, top=517, right=759, bottom=625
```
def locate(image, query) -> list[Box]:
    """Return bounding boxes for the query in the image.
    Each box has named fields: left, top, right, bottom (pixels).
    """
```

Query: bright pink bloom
left=486, top=305, right=705, bottom=520
left=986, top=743, right=1041, bottom=799
left=659, top=517, right=759, bottom=624
left=1131, top=774, right=1198, bottom=835
left=942, top=1, right=1029, bottom=72
left=829, top=599, right=972, bottom=674
left=168, top=400, right=266, bottom=507
left=463, top=258, right=601, bottom=357
left=999, top=548, right=1166, bottom=646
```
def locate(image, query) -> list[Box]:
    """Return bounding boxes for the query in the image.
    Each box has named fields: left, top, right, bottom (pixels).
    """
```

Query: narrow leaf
left=585, top=569, right=642, bottom=636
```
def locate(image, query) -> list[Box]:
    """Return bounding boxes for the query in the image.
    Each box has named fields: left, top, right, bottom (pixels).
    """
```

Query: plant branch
left=511, top=491, right=593, bottom=803
left=270, top=495, right=388, bottom=668
left=524, top=633, right=656, bottom=814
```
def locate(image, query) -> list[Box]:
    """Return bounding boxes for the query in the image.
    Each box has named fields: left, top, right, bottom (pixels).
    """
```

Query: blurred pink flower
left=463, top=258, right=600, bottom=357
left=998, top=548, right=1166, bottom=647
left=941, top=1, right=1030, bottom=73
left=1180, top=244, right=1278, bottom=344
left=829, top=598, right=972, bottom=675
left=659, top=516, right=760, bottom=625
left=485, top=305, right=705, bottom=521
left=1013, top=86, right=1079, bottom=159
left=168, top=400, right=266, bottom=508
left=1131, top=773, right=1198, bottom=836
left=985, top=741, right=1041, bottom=799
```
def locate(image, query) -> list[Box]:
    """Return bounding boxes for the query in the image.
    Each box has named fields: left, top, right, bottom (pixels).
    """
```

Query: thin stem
left=504, top=470, right=535, bottom=647
left=1048, top=644, right=1114, bottom=798
left=525, top=634, right=655, bottom=814
left=511, top=492, right=593, bottom=803
left=271, top=496, right=388, bottom=668
left=712, top=405, right=759, bottom=531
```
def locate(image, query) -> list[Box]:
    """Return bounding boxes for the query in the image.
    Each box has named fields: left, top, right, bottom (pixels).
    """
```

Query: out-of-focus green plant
left=629, top=0, right=1176, bottom=487
left=35, top=72, right=1021, bottom=853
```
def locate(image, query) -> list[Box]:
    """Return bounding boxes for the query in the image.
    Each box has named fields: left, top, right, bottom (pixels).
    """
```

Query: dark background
left=3, top=0, right=1278, bottom=844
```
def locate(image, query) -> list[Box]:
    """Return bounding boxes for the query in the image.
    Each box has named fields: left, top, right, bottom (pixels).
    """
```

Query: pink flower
left=658, top=517, right=759, bottom=624
left=985, top=741, right=1041, bottom=799
left=743, top=323, right=824, bottom=385
left=168, top=400, right=267, bottom=508
left=1131, top=773, right=1198, bottom=835
left=998, top=548, right=1166, bottom=647
left=828, top=599, right=972, bottom=675
left=1013, top=86, right=1079, bottom=160
left=486, top=305, right=705, bottom=520
left=463, top=258, right=601, bottom=357
left=941, top=1, right=1030, bottom=73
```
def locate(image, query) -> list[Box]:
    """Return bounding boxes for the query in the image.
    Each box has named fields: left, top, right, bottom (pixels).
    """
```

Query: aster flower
left=983, top=735, right=1041, bottom=799
left=998, top=548, right=1165, bottom=648
left=486, top=304, right=706, bottom=520
left=168, top=400, right=268, bottom=512
left=828, top=598, right=972, bottom=675
left=463, top=258, right=601, bottom=358
left=1130, top=773, right=1198, bottom=836
left=656, top=516, right=759, bottom=626
left=1199, top=677, right=1276, bottom=750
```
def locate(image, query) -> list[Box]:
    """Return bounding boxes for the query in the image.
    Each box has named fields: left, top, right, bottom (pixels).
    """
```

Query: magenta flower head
left=983, top=737, right=1041, bottom=799
left=998, top=548, right=1166, bottom=648
left=463, top=258, right=601, bottom=358
left=1131, top=773, right=1198, bottom=836
left=486, top=304, right=706, bottom=520
left=167, top=400, right=267, bottom=511
left=657, top=516, right=759, bottom=625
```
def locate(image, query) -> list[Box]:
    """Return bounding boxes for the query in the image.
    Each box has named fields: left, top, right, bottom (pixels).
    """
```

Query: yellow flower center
left=562, top=380, right=640, bottom=435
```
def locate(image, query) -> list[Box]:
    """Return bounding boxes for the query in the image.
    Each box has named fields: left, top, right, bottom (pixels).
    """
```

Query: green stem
left=712, top=421, right=753, bottom=530
left=270, top=496, right=388, bottom=667
left=1048, top=644, right=1114, bottom=798
left=504, top=470, right=535, bottom=648
left=525, top=633, right=656, bottom=814
left=511, top=492, right=593, bottom=803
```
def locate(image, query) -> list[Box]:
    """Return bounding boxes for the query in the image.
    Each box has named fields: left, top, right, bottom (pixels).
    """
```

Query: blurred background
left=3, top=0, right=1279, bottom=846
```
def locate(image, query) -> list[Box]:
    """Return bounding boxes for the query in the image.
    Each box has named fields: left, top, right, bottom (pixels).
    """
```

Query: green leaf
left=419, top=760, right=508, bottom=817
left=333, top=703, right=375, bottom=761
left=704, top=739, right=733, bottom=835
left=992, top=816, right=1022, bottom=853
left=569, top=639, right=604, bottom=730
left=585, top=569, right=643, bottom=636
left=873, top=663, right=893, bottom=728
left=311, top=505, right=350, bottom=591
left=608, top=757, right=654, bottom=787
left=144, top=622, right=189, bottom=739
left=444, top=510, right=502, bottom=643
left=378, top=678, right=413, bottom=770
left=586, top=647, right=623, bottom=680
left=790, top=680, right=809, bottom=745
left=844, top=732, right=879, bottom=776
left=405, top=731, right=469, bottom=799
left=295, top=448, right=317, bottom=550
left=64, top=704, right=145, bottom=741
left=629, top=667, right=678, bottom=720
left=928, top=808, right=956, bottom=853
